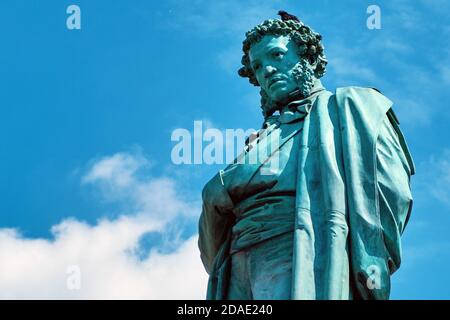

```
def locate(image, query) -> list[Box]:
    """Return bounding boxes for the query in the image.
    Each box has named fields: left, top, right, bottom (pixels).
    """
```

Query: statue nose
left=264, top=66, right=277, bottom=78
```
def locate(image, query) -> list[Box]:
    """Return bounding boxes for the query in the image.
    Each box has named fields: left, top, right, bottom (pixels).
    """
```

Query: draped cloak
left=198, top=86, right=415, bottom=300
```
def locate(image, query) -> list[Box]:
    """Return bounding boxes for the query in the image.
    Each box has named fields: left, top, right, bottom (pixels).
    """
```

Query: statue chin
left=270, top=90, right=293, bottom=105
left=261, top=87, right=308, bottom=116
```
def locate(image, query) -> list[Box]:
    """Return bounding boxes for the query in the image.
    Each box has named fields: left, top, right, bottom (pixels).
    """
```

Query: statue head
left=238, top=12, right=327, bottom=118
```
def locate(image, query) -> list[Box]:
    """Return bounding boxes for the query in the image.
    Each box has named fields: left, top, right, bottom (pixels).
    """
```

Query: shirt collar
left=275, top=80, right=325, bottom=124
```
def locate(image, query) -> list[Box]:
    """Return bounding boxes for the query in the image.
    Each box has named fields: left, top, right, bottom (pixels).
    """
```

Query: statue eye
left=273, top=51, right=285, bottom=58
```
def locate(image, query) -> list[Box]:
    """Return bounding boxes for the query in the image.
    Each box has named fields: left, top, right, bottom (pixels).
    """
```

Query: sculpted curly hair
left=238, top=18, right=327, bottom=87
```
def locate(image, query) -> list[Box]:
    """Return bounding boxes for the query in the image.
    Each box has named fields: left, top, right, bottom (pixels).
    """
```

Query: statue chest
left=221, top=120, right=304, bottom=205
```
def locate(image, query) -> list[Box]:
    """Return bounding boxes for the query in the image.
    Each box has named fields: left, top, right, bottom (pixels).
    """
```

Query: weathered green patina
left=198, top=12, right=415, bottom=300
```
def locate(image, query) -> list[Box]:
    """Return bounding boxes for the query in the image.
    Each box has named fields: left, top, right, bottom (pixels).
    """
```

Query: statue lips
left=268, top=75, right=287, bottom=89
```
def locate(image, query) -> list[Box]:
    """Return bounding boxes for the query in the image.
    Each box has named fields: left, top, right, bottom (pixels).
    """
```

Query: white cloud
left=82, top=151, right=197, bottom=223
left=82, top=152, right=148, bottom=187
left=0, top=221, right=207, bottom=299
left=0, top=152, right=208, bottom=299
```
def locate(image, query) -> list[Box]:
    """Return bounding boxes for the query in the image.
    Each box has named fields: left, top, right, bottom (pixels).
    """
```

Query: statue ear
left=296, top=44, right=308, bottom=57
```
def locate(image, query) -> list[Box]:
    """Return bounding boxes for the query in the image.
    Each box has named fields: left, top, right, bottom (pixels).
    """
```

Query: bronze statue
left=198, top=11, right=415, bottom=300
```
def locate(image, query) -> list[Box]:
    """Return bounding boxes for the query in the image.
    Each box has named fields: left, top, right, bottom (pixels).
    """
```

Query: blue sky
left=0, top=0, right=449, bottom=299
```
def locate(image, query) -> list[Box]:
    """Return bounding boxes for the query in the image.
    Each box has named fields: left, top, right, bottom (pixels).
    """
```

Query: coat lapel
left=221, top=121, right=304, bottom=192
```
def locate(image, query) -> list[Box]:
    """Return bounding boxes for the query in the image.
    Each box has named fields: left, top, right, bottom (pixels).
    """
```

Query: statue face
left=249, top=35, right=300, bottom=104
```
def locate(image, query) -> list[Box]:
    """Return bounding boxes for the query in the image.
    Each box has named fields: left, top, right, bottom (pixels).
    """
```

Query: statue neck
left=279, top=79, right=324, bottom=114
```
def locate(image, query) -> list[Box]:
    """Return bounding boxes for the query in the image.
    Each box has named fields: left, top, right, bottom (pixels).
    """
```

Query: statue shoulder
left=335, top=86, right=392, bottom=106
left=333, top=86, right=393, bottom=125
left=202, top=171, right=234, bottom=211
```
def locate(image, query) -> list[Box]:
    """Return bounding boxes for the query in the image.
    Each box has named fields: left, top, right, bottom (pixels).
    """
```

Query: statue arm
left=198, top=173, right=235, bottom=274
left=376, top=109, right=414, bottom=274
